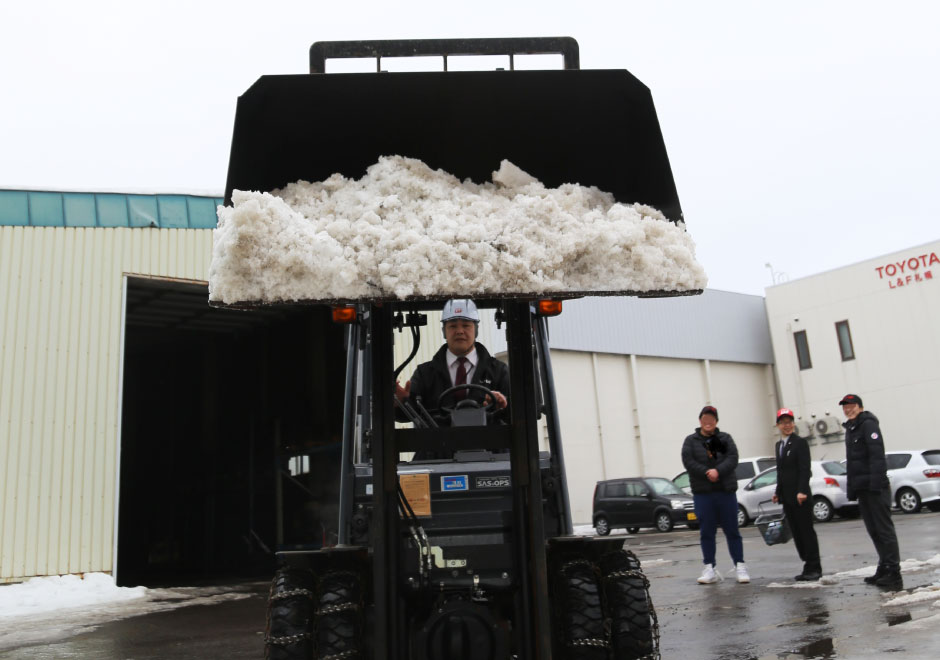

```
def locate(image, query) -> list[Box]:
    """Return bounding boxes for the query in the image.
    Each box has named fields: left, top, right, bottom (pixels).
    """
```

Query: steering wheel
left=437, top=383, right=497, bottom=413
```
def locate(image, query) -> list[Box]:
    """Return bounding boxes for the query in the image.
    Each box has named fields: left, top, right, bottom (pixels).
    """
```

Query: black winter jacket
left=844, top=410, right=889, bottom=500
left=401, top=342, right=510, bottom=424
left=774, top=433, right=812, bottom=501
left=681, top=428, right=740, bottom=494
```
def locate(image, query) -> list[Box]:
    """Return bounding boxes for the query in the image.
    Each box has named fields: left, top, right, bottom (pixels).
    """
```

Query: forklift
left=216, top=38, right=693, bottom=660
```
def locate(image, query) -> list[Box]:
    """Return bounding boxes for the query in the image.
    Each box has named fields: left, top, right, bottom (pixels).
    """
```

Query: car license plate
left=687, top=512, right=697, bottom=521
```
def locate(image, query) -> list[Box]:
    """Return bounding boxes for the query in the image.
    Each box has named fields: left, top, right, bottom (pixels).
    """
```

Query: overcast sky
left=1, top=1, right=938, bottom=296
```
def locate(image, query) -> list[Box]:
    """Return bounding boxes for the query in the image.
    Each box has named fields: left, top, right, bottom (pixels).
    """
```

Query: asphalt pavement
left=633, top=508, right=940, bottom=659
left=0, top=510, right=937, bottom=659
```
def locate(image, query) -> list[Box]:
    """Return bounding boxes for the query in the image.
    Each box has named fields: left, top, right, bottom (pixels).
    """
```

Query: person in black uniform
left=841, top=393, right=903, bottom=590
left=771, top=407, right=822, bottom=581
left=395, top=298, right=510, bottom=425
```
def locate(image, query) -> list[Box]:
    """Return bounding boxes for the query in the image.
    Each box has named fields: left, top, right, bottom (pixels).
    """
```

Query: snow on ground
left=209, top=156, right=707, bottom=304
left=766, top=554, right=940, bottom=589
left=883, top=583, right=940, bottom=608
left=571, top=524, right=597, bottom=536
left=0, top=573, right=146, bottom=619
left=0, top=574, right=257, bottom=651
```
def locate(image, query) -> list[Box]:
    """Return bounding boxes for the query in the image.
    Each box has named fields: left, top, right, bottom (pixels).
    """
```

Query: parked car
left=886, top=450, right=940, bottom=513
left=593, top=477, right=696, bottom=535
left=673, top=455, right=777, bottom=494
left=736, top=461, right=857, bottom=526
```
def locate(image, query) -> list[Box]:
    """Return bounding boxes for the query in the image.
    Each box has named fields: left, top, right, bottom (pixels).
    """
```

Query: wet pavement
left=631, top=509, right=940, bottom=659
left=0, top=510, right=937, bottom=659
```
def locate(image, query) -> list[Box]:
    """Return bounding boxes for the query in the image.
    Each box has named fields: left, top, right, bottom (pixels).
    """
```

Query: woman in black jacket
left=681, top=406, right=749, bottom=584
left=771, top=408, right=822, bottom=580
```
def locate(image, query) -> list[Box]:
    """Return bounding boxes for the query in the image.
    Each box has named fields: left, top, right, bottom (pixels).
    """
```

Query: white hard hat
left=441, top=299, right=480, bottom=323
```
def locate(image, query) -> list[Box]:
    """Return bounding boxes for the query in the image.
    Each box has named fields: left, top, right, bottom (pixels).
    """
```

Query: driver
left=395, top=299, right=509, bottom=424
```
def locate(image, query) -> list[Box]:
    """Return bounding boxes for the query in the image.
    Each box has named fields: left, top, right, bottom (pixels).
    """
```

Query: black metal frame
left=310, top=37, right=580, bottom=73
left=336, top=301, right=564, bottom=658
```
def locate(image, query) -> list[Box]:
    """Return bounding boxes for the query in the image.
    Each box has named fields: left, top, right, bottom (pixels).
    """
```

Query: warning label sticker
left=399, top=473, right=432, bottom=517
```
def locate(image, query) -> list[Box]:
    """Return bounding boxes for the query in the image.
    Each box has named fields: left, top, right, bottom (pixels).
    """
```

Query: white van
left=672, top=456, right=777, bottom=494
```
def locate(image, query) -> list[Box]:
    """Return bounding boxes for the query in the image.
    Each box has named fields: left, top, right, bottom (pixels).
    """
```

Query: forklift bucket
left=224, top=40, right=683, bottom=224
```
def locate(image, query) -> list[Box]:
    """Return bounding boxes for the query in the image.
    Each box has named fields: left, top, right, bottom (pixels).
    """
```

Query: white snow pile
left=883, top=583, right=940, bottom=608
left=209, top=156, right=707, bottom=304
left=767, top=554, right=940, bottom=589
left=0, top=572, right=146, bottom=619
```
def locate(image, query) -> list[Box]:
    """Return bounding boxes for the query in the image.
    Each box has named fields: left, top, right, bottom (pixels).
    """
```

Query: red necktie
left=454, top=357, right=468, bottom=400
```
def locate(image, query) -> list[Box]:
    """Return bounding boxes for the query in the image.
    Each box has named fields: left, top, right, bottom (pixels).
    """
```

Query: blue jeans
left=693, top=492, right=744, bottom=566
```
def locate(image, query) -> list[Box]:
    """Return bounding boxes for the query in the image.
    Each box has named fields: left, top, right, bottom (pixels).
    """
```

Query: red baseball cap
left=776, top=408, right=795, bottom=423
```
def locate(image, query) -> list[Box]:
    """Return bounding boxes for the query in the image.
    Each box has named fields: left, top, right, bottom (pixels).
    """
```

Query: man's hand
left=796, top=492, right=808, bottom=505
left=706, top=468, right=719, bottom=482
left=484, top=390, right=508, bottom=410
left=394, top=380, right=411, bottom=404
left=772, top=494, right=779, bottom=504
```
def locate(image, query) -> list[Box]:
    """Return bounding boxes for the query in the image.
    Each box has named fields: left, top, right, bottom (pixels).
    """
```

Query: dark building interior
left=117, top=277, right=345, bottom=587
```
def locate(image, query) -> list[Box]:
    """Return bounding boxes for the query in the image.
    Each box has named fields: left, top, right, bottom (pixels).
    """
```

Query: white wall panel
left=0, top=226, right=213, bottom=582
left=547, top=352, right=776, bottom=525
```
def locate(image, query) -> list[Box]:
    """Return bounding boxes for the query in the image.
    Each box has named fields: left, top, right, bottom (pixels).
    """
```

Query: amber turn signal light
left=331, top=306, right=357, bottom=323
left=536, top=300, right=563, bottom=317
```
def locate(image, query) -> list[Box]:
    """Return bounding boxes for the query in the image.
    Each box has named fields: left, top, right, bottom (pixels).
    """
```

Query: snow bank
left=883, top=583, right=940, bottom=608
left=767, top=554, right=940, bottom=589
left=0, top=573, right=146, bottom=619
left=209, top=156, right=707, bottom=304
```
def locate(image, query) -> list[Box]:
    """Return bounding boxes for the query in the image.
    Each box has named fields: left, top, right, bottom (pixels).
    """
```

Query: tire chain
left=599, top=550, right=660, bottom=660
left=319, top=651, right=359, bottom=660
left=557, top=559, right=608, bottom=659
left=264, top=567, right=318, bottom=659
left=270, top=588, right=316, bottom=602
left=316, top=570, right=363, bottom=660
left=266, top=631, right=314, bottom=647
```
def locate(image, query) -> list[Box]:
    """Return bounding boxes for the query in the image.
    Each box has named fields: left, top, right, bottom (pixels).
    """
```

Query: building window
left=836, top=320, right=855, bottom=361
left=794, top=330, right=812, bottom=370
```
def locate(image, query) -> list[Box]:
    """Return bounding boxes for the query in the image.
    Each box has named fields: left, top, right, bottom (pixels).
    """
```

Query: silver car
left=736, top=461, right=857, bottom=526
left=673, top=455, right=776, bottom=494
left=886, top=450, right=940, bottom=513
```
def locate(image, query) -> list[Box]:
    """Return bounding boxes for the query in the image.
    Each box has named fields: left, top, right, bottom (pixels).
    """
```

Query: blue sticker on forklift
left=441, top=475, right=469, bottom=492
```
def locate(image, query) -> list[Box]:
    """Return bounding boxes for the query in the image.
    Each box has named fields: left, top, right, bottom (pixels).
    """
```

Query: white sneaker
left=733, top=562, right=750, bottom=583
left=697, top=564, right=722, bottom=584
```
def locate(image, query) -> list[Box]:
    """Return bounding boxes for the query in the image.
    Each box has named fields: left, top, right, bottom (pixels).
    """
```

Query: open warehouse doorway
left=117, top=276, right=346, bottom=587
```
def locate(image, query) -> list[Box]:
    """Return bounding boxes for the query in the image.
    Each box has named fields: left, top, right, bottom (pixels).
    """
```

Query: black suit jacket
left=774, top=433, right=812, bottom=499
left=401, top=342, right=510, bottom=424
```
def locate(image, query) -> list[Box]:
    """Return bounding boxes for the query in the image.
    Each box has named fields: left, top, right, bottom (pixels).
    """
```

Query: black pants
left=781, top=495, right=821, bottom=572
left=857, top=487, right=900, bottom=570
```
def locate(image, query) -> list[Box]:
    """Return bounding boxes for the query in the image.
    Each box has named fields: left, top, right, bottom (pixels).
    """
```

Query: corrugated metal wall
left=0, top=226, right=213, bottom=583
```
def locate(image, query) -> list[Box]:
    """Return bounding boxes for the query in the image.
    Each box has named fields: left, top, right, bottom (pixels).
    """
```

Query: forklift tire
left=315, top=570, right=363, bottom=660
left=554, top=559, right=607, bottom=660
left=264, top=566, right=317, bottom=660
left=600, top=550, right=657, bottom=660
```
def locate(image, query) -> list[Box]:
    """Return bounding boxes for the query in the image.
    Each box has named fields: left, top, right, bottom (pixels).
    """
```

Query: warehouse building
left=0, top=189, right=351, bottom=587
